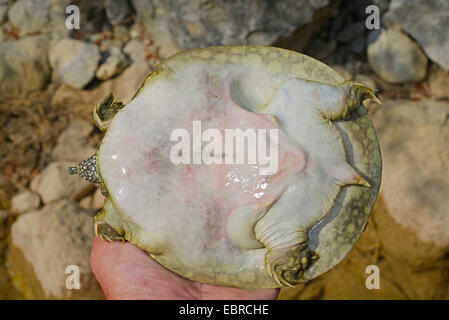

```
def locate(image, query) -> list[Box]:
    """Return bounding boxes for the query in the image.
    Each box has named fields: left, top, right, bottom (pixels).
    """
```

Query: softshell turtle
left=69, top=46, right=382, bottom=289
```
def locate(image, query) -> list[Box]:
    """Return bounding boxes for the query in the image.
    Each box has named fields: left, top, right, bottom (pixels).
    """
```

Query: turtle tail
left=68, top=154, right=100, bottom=184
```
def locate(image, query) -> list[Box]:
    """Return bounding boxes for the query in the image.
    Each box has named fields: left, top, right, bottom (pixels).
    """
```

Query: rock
left=49, top=39, right=101, bottom=89
left=305, top=38, right=337, bottom=60
left=52, top=53, right=151, bottom=112
left=6, top=0, right=70, bottom=40
left=350, top=35, right=365, bottom=54
left=8, top=0, right=50, bottom=36
left=78, top=0, right=106, bottom=34
left=373, top=0, right=391, bottom=13
left=385, top=0, right=449, bottom=70
left=0, top=4, right=7, bottom=24
left=47, top=11, right=71, bottom=41
left=50, top=40, right=151, bottom=114
left=113, top=25, right=131, bottom=43
left=280, top=188, right=449, bottom=300
left=45, top=0, right=72, bottom=11
left=78, top=195, right=93, bottom=211
left=132, top=0, right=335, bottom=56
left=427, top=64, right=449, bottom=100
left=110, top=58, right=151, bottom=103
left=78, top=188, right=105, bottom=211
left=99, top=38, right=124, bottom=52
left=105, top=0, right=134, bottom=25
left=91, top=188, right=105, bottom=211
left=0, top=35, right=51, bottom=97
left=372, top=99, right=449, bottom=266
left=336, top=21, right=365, bottom=44
left=9, top=200, right=104, bottom=299
left=0, top=210, right=8, bottom=239
left=129, top=24, right=142, bottom=39
left=30, top=162, right=94, bottom=204
left=11, top=191, right=41, bottom=214
left=51, top=119, right=97, bottom=162
left=367, top=28, right=428, bottom=83
left=96, top=49, right=128, bottom=80
left=123, top=39, right=147, bottom=63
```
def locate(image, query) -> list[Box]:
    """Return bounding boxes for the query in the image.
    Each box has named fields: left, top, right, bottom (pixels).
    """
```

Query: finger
left=90, top=237, right=201, bottom=299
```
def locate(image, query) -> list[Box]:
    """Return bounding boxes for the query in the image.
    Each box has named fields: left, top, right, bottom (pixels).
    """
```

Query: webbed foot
left=94, top=209, right=126, bottom=242
left=266, top=244, right=319, bottom=287
left=93, top=93, right=125, bottom=131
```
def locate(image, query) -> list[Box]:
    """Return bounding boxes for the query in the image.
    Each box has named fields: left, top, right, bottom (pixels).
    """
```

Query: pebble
left=49, top=39, right=101, bottom=89
left=9, top=200, right=103, bottom=299
left=367, top=28, right=428, bottom=83
left=8, top=0, right=50, bottom=36
left=96, top=49, right=128, bottom=80
left=0, top=35, right=50, bottom=97
left=11, top=190, right=41, bottom=214
left=51, top=119, right=96, bottom=162
left=30, top=162, right=94, bottom=204
left=105, top=0, right=134, bottom=26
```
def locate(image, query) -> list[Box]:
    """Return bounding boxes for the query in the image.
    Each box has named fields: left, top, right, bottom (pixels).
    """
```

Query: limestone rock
left=96, top=49, right=128, bottom=80
left=427, top=64, right=449, bottom=100
left=91, top=188, right=105, bottom=211
left=105, top=0, right=134, bottom=26
left=9, top=200, right=104, bottom=299
left=0, top=35, right=51, bottom=97
left=51, top=119, right=96, bottom=162
left=30, top=162, right=94, bottom=204
left=123, top=39, right=147, bottom=63
left=372, top=99, right=449, bottom=264
left=0, top=210, right=8, bottom=239
left=78, top=0, right=106, bottom=34
left=0, top=4, right=7, bottom=24
left=386, top=0, right=449, bottom=70
left=132, top=0, right=335, bottom=57
left=8, top=0, right=50, bottom=36
left=336, top=21, right=365, bottom=44
left=49, top=39, right=101, bottom=89
left=367, top=28, right=428, bottom=83
left=11, top=191, right=41, bottom=214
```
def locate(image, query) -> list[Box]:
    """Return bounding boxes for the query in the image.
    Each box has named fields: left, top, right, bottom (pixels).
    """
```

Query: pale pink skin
left=97, top=59, right=364, bottom=288
left=91, top=237, right=279, bottom=299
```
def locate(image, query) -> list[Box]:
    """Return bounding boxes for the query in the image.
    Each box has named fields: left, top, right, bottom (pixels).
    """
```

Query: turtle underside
left=70, top=46, right=381, bottom=289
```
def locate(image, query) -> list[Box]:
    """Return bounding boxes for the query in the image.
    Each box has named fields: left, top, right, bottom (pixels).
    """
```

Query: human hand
left=90, top=237, right=279, bottom=300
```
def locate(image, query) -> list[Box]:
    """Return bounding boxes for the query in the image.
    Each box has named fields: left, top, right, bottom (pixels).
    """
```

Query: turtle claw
left=347, top=82, right=381, bottom=111
left=266, top=244, right=319, bottom=286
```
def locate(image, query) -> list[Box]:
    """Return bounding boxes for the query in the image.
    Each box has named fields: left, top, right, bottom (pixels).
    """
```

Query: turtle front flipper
left=93, top=93, right=125, bottom=131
